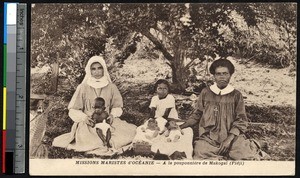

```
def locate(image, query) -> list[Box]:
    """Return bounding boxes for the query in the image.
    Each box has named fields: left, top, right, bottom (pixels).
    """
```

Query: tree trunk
left=49, top=62, right=59, bottom=94
left=170, top=47, right=189, bottom=93
left=139, top=29, right=189, bottom=92
left=139, top=29, right=174, bottom=62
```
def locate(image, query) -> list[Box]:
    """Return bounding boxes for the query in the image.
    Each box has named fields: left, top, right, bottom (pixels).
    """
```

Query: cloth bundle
left=133, top=117, right=193, bottom=159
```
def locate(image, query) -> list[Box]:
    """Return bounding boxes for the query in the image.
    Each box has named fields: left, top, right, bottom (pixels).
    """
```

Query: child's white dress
left=148, top=94, right=193, bottom=159
left=149, top=94, right=179, bottom=120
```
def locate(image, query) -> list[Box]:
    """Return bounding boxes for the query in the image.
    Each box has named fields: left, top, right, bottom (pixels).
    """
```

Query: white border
left=29, top=159, right=295, bottom=176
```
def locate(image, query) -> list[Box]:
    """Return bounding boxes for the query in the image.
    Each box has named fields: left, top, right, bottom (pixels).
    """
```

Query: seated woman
left=134, top=79, right=193, bottom=159
left=180, top=58, right=268, bottom=160
left=52, top=56, right=136, bottom=155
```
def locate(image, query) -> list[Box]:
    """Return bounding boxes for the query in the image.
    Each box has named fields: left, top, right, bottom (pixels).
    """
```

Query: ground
left=31, top=56, right=296, bottom=160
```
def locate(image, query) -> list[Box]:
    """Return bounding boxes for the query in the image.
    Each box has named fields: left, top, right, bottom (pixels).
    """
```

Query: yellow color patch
left=3, top=87, right=6, bottom=130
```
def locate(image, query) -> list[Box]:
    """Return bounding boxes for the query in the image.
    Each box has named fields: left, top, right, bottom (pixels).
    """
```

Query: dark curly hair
left=209, top=58, right=235, bottom=75
left=154, top=79, right=170, bottom=92
left=94, top=97, right=105, bottom=109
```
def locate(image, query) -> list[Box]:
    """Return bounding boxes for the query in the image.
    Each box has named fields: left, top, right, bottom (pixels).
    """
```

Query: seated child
left=141, top=118, right=160, bottom=140
left=149, top=79, right=180, bottom=130
left=91, top=97, right=112, bottom=148
left=161, top=120, right=184, bottom=142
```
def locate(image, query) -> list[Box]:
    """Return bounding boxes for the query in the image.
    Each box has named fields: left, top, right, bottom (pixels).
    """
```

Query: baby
left=92, top=97, right=112, bottom=148
left=161, top=120, right=184, bottom=142
left=141, top=118, right=160, bottom=140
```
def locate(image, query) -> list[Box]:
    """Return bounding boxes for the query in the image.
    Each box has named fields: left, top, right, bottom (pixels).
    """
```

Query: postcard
left=29, top=3, right=296, bottom=176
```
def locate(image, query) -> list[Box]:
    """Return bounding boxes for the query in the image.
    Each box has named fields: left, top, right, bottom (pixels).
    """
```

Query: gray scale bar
left=7, top=24, right=17, bottom=161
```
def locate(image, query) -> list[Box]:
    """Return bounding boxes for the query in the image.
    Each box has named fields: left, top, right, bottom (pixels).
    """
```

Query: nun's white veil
left=82, top=56, right=112, bottom=89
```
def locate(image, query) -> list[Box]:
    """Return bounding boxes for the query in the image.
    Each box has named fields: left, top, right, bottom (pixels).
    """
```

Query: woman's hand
left=85, top=116, right=95, bottom=127
left=179, top=119, right=197, bottom=130
left=218, top=134, right=235, bottom=156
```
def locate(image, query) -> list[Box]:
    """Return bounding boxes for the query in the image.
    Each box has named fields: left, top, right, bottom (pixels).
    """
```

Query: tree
left=254, top=3, right=296, bottom=68
left=31, top=4, right=107, bottom=92
left=31, top=3, right=296, bottom=94
left=106, top=3, right=296, bottom=91
left=106, top=4, right=216, bottom=90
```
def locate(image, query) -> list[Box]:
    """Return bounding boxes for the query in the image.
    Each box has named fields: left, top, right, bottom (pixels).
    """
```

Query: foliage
left=107, top=3, right=296, bottom=89
left=31, top=3, right=296, bottom=94
left=31, top=4, right=107, bottom=92
left=31, top=73, right=53, bottom=94
left=232, top=4, right=296, bottom=69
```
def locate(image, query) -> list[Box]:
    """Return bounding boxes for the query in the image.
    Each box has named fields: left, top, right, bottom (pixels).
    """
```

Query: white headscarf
left=82, top=56, right=112, bottom=89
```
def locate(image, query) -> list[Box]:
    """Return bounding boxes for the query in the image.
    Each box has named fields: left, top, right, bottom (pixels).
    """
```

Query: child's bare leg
left=159, top=127, right=167, bottom=135
left=178, top=126, right=184, bottom=135
left=167, top=118, right=180, bottom=122
left=106, top=129, right=112, bottom=148
left=96, top=128, right=107, bottom=146
left=153, top=130, right=159, bottom=138
left=165, top=130, right=170, bottom=137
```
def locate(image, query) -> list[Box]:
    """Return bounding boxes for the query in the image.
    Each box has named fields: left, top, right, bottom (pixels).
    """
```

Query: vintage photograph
left=29, top=3, right=296, bottom=175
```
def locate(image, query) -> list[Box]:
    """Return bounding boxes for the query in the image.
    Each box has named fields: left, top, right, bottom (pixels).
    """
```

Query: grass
left=37, top=83, right=296, bottom=160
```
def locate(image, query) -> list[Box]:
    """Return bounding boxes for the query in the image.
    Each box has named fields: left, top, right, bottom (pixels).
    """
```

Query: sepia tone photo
left=29, top=3, right=296, bottom=175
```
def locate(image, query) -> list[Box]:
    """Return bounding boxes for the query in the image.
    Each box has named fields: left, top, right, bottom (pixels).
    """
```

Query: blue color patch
left=4, top=3, right=7, bottom=44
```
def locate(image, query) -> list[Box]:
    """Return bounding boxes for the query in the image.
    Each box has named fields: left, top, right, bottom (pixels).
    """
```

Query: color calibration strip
left=3, top=3, right=27, bottom=174
left=3, top=2, right=6, bottom=171
left=2, top=5, right=7, bottom=166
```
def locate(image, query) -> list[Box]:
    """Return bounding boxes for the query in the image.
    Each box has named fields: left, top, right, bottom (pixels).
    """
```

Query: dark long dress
left=192, top=87, right=265, bottom=160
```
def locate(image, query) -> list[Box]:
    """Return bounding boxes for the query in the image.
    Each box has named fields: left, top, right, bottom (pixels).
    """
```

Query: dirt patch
left=229, top=58, right=296, bottom=107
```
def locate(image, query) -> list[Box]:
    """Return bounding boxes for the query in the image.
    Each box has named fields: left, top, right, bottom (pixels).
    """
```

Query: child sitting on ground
left=91, top=97, right=112, bottom=148
left=133, top=79, right=192, bottom=158
left=149, top=79, right=182, bottom=130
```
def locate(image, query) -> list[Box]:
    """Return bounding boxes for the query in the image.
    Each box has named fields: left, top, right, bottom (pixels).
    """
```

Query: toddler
left=161, top=120, right=184, bottom=142
left=91, top=97, right=112, bottom=148
left=141, top=118, right=160, bottom=140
